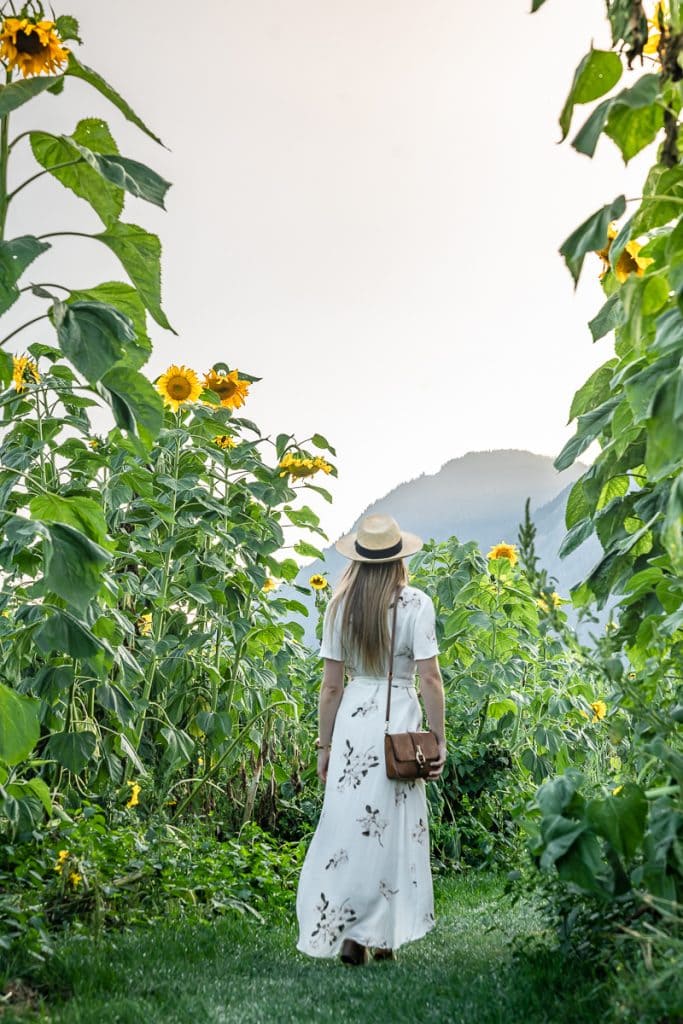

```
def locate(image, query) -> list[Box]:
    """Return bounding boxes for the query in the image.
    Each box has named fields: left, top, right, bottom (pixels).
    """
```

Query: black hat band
left=354, top=537, right=403, bottom=559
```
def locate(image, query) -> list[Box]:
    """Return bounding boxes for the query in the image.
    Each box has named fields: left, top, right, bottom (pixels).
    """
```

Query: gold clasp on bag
left=415, top=744, right=426, bottom=767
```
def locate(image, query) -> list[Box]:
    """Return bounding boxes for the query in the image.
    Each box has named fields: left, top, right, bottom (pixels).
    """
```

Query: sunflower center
left=16, top=29, right=45, bottom=54
left=168, top=375, right=192, bottom=400
left=214, top=380, right=238, bottom=399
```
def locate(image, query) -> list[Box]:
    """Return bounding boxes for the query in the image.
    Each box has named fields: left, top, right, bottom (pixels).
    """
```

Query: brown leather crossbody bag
left=384, top=584, right=440, bottom=780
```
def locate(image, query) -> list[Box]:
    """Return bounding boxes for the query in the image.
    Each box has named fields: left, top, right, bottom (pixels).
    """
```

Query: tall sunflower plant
left=0, top=6, right=338, bottom=836
left=523, top=0, right=683, bottom=915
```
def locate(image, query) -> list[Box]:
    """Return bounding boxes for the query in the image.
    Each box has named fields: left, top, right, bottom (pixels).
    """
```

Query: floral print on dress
left=379, top=879, right=399, bottom=900
left=336, top=739, right=380, bottom=791
left=357, top=804, right=389, bottom=846
left=393, top=779, right=417, bottom=806
left=309, top=892, right=358, bottom=950
left=351, top=694, right=379, bottom=717
left=325, top=848, right=349, bottom=870
left=411, top=818, right=427, bottom=845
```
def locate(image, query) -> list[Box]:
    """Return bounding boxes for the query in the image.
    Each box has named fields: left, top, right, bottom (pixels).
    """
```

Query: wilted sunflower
left=126, top=780, right=141, bottom=807
left=278, top=452, right=333, bottom=479
left=203, top=368, right=250, bottom=410
left=309, top=574, right=328, bottom=590
left=487, top=542, right=518, bottom=565
left=590, top=699, right=607, bottom=722
left=0, top=17, right=69, bottom=77
left=214, top=433, right=237, bottom=450
left=155, top=364, right=203, bottom=412
left=136, top=612, right=152, bottom=637
left=614, top=241, right=654, bottom=283
left=12, top=352, right=40, bottom=392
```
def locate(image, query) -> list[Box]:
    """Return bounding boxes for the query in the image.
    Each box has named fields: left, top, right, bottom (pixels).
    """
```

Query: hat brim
left=335, top=530, right=423, bottom=563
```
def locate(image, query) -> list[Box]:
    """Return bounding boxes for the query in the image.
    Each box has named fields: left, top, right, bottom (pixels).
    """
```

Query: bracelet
left=314, top=737, right=332, bottom=750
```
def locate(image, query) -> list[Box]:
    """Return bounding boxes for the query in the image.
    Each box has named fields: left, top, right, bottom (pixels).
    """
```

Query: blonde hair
left=326, top=558, right=409, bottom=676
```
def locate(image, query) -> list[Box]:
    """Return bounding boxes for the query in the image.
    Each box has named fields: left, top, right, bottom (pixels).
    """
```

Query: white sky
left=5, top=1, right=655, bottom=547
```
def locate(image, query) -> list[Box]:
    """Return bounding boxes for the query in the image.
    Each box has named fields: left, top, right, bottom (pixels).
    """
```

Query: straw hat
left=335, top=513, right=423, bottom=564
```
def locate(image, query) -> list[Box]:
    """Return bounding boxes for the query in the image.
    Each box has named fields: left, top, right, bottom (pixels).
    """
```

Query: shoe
left=340, top=938, right=369, bottom=965
left=372, top=947, right=395, bottom=961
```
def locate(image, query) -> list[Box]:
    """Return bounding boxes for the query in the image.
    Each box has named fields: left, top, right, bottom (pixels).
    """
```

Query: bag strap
left=384, top=584, right=401, bottom=733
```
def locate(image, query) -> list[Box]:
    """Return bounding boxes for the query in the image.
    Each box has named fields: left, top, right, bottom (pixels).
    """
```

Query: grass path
left=8, top=872, right=615, bottom=1024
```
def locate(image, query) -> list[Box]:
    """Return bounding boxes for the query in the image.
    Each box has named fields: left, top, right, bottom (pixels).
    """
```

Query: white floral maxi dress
left=295, top=585, right=440, bottom=958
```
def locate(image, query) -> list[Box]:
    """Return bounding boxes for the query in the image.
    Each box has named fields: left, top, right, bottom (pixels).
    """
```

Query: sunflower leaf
left=0, top=236, right=51, bottom=316
left=55, top=15, right=82, bottom=44
left=65, top=53, right=165, bottom=148
left=42, top=521, right=111, bottom=613
left=559, top=194, right=626, bottom=286
left=53, top=298, right=137, bottom=383
left=30, top=124, right=123, bottom=228
left=559, top=49, right=622, bottom=141
left=94, top=223, right=175, bottom=333
left=0, top=75, right=63, bottom=117
left=96, top=365, right=165, bottom=448
left=29, top=494, right=110, bottom=547
left=62, top=137, right=171, bottom=209
left=66, top=282, right=151, bottom=368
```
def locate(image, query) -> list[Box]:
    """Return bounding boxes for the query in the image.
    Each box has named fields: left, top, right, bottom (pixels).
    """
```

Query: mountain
left=285, top=449, right=615, bottom=648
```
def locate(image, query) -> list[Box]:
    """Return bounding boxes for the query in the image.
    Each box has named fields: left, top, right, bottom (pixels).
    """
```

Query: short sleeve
left=319, top=601, right=343, bottom=661
left=412, top=593, right=439, bottom=660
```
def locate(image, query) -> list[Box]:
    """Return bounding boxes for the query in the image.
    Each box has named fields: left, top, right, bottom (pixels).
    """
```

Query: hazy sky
left=6, top=1, right=654, bottom=548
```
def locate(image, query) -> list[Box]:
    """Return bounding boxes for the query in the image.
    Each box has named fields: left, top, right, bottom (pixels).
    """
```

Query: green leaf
left=662, top=472, right=683, bottom=572
left=633, top=166, right=683, bottom=235
left=539, top=814, right=587, bottom=869
left=29, top=493, right=109, bottom=545
left=295, top=539, right=325, bottom=560
left=555, top=830, right=609, bottom=894
left=554, top=395, right=621, bottom=469
left=311, top=432, right=337, bottom=455
left=24, top=777, right=52, bottom=815
left=33, top=608, right=104, bottom=658
left=569, top=358, right=618, bottom=419
left=46, top=730, right=97, bottom=773
left=0, top=236, right=50, bottom=315
left=94, top=223, right=174, bottom=331
left=43, top=522, right=111, bottom=612
left=604, top=100, right=664, bottom=163
left=67, top=281, right=151, bottom=368
left=0, top=682, right=40, bottom=765
left=588, top=295, right=625, bottom=342
left=646, top=376, right=683, bottom=480
left=560, top=49, right=623, bottom=141
left=96, top=365, right=164, bottom=447
left=488, top=698, right=517, bottom=719
left=572, top=74, right=660, bottom=158
left=586, top=783, right=647, bottom=860
left=53, top=298, right=136, bottom=382
left=30, top=121, right=123, bottom=228
left=65, top=53, right=164, bottom=147
left=68, top=140, right=171, bottom=209
left=0, top=76, right=63, bottom=117
left=559, top=195, right=626, bottom=285
left=55, top=16, right=82, bottom=43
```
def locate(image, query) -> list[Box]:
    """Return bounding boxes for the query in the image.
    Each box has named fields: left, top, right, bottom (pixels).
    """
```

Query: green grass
left=3, top=872, right=621, bottom=1024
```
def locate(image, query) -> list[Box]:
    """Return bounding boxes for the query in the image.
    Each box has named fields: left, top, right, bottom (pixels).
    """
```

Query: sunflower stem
left=0, top=67, right=12, bottom=240
left=6, top=158, right=85, bottom=203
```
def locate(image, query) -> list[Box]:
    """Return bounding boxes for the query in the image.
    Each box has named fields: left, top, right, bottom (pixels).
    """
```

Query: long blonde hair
left=326, top=558, right=409, bottom=676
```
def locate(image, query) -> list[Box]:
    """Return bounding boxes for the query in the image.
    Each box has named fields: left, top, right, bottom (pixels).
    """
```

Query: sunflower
left=643, top=1, right=667, bottom=58
left=53, top=849, right=69, bottom=873
left=278, top=452, right=333, bottom=479
left=536, top=591, right=563, bottom=613
left=136, top=612, right=152, bottom=637
left=203, top=368, right=250, bottom=410
left=12, top=352, right=40, bottom=392
left=68, top=871, right=82, bottom=887
left=213, top=433, right=237, bottom=450
left=614, top=241, right=655, bottom=283
left=126, top=780, right=141, bottom=807
left=590, top=699, right=607, bottom=722
left=487, top=542, right=518, bottom=566
left=262, top=577, right=277, bottom=593
left=0, top=17, right=69, bottom=77
left=155, top=364, right=203, bottom=412
left=309, top=574, right=328, bottom=590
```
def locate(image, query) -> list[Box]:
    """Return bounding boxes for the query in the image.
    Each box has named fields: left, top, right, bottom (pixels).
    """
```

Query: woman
left=295, top=512, right=447, bottom=966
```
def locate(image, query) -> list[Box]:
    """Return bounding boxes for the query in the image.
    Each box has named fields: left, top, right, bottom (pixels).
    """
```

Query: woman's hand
left=317, top=748, right=331, bottom=784
left=426, top=739, right=447, bottom=781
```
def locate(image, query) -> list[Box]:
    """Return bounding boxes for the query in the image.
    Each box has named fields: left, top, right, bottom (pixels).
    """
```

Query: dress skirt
left=295, top=674, right=436, bottom=958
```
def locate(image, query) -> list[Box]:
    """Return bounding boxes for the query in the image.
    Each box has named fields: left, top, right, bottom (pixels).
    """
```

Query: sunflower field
left=0, top=2, right=681, bottom=1021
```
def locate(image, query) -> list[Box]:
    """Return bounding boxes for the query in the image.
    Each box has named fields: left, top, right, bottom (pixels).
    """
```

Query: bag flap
left=387, top=732, right=438, bottom=762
